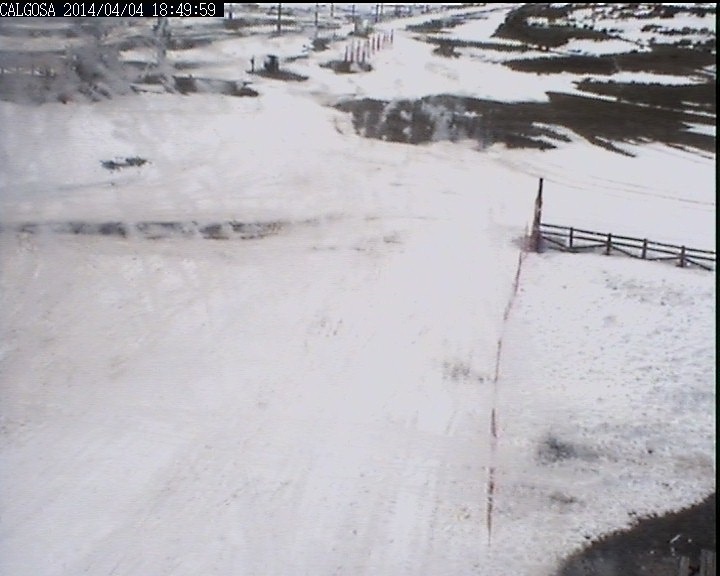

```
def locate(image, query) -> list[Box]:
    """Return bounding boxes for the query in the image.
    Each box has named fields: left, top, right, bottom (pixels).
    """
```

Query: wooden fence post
left=641, top=238, right=648, bottom=259
left=679, top=246, right=686, bottom=268
left=677, top=556, right=690, bottom=576
left=700, top=549, right=715, bottom=576
left=529, top=177, right=543, bottom=252
left=605, top=232, right=612, bottom=255
left=568, top=227, right=574, bottom=250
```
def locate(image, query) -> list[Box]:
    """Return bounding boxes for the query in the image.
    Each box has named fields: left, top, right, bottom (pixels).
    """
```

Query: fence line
left=538, top=222, right=716, bottom=271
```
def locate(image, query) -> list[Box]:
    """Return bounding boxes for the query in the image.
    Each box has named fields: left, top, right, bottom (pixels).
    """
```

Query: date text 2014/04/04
left=0, top=2, right=223, bottom=17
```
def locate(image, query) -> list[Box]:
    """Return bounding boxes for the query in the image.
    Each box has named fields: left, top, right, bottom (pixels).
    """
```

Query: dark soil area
left=171, top=76, right=259, bottom=96
left=493, top=3, right=611, bottom=48
left=10, top=220, right=284, bottom=241
left=492, top=3, right=715, bottom=52
left=100, top=157, right=148, bottom=171
left=134, top=73, right=258, bottom=97
left=537, top=435, right=598, bottom=465
left=406, top=12, right=486, bottom=34
left=114, top=35, right=214, bottom=53
left=557, top=493, right=716, bottom=576
left=505, top=45, right=716, bottom=78
left=422, top=36, right=533, bottom=54
left=335, top=91, right=714, bottom=156
left=320, top=59, right=372, bottom=74
left=223, top=16, right=279, bottom=31
left=608, top=3, right=715, bottom=21
left=575, top=80, right=715, bottom=113
left=249, top=68, right=308, bottom=82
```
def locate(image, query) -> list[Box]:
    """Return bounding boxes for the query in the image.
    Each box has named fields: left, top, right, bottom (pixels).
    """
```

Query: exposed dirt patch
left=492, top=3, right=715, bottom=52
left=543, top=91, right=714, bottom=154
left=223, top=16, right=278, bottom=31
left=421, top=36, right=533, bottom=53
left=166, top=37, right=214, bottom=51
left=171, top=76, right=259, bottom=96
left=493, top=3, right=611, bottom=48
left=337, top=95, right=564, bottom=150
left=335, top=91, right=714, bottom=156
left=557, top=493, right=716, bottom=576
left=406, top=12, right=485, bottom=34
left=537, top=435, right=598, bottom=464
left=249, top=68, right=308, bottom=82
left=100, top=157, right=148, bottom=171
left=575, top=79, right=715, bottom=113
left=311, top=37, right=330, bottom=52
left=505, top=45, right=716, bottom=78
left=320, top=60, right=372, bottom=74
left=134, top=74, right=259, bottom=97
left=9, top=220, right=284, bottom=241
left=432, top=40, right=461, bottom=58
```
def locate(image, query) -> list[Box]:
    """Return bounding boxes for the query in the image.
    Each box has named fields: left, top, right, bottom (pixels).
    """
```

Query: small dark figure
left=250, top=56, right=255, bottom=73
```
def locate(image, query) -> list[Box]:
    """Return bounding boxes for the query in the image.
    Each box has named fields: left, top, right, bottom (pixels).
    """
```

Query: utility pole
left=154, top=16, right=170, bottom=67
left=276, top=3, right=282, bottom=33
left=315, top=3, right=319, bottom=28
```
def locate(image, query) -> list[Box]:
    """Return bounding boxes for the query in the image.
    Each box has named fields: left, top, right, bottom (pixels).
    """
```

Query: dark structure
left=264, top=54, right=279, bottom=73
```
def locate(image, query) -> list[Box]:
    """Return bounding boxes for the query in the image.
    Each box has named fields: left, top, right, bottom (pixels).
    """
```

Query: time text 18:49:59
left=0, top=2, right=223, bottom=17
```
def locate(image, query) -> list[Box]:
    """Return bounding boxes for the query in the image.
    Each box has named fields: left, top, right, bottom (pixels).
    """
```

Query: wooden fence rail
left=538, top=223, right=716, bottom=271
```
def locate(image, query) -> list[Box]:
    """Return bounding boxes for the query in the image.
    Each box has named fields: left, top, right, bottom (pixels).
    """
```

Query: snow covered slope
left=0, top=5, right=715, bottom=575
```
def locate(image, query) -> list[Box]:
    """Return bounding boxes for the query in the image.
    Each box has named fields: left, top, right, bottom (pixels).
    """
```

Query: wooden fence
left=538, top=222, right=716, bottom=271
left=677, top=550, right=715, bottom=576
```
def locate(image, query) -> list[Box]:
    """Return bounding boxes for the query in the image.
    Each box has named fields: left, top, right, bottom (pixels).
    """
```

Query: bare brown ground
left=336, top=90, right=714, bottom=156
left=558, top=493, right=715, bottom=576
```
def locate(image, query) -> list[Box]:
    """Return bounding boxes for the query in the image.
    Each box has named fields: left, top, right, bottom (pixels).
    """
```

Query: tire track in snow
left=486, top=249, right=526, bottom=546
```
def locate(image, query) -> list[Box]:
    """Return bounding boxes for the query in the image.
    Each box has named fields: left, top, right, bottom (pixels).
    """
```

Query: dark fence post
left=568, top=227, right=574, bottom=250
left=700, top=550, right=715, bottom=576
left=641, top=238, right=648, bottom=259
left=605, top=233, right=612, bottom=255
left=529, top=177, right=543, bottom=252
left=679, top=246, right=686, bottom=267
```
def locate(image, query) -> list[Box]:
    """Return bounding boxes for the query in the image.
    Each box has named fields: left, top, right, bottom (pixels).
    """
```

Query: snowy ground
left=0, top=4, right=716, bottom=576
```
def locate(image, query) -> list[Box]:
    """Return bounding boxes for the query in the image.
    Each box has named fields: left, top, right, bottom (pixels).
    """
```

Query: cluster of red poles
left=343, top=30, right=394, bottom=64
